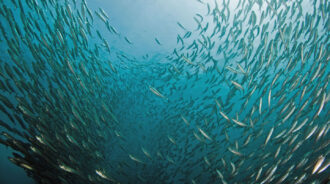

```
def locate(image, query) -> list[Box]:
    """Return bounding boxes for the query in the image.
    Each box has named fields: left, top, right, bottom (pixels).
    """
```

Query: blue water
left=0, top=146, right=35, bottom=184
left=0, top=0, right=329, bottom=183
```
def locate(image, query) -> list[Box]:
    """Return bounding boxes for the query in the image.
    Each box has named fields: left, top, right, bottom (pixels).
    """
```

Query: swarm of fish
left=0, top=0, right=329, bottom=184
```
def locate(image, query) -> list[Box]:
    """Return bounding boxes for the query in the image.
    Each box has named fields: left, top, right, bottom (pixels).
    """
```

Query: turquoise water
left=0, top=0, right=329, bottom=183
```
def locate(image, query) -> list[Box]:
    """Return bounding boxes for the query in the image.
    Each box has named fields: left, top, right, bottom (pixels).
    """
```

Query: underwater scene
left=0, top=0, right=329, bottom=183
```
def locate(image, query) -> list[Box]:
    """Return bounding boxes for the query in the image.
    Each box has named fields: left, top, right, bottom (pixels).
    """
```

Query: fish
left=124, top=36, right=133, bottom=44
left=149, top=85, right=167, bottom=99
left=232, top=118, right=248, bottom=127
left=264, top=127, right=274, bottom=147
left=59, top=164, right=76, bottom=174
left=95, top=170, right=112, bottom=181
left=177, top=22, right=186, bottom=30
left=219, top=110, right=230, bottom=122
left=182, top=55, right=194, bottom=65
left=155, top=38, right=162, bottom=45
left=312, top=156, right=325, bottom=174
left=168, top=135, right=176, bottom=145
left=230, top=80, right=244, bottom=91
left=197, top=127, right=212, bottom=141
left=0, top=0, right=328, bottom=183
left=268, top=89, right=272, bottom=108
left=141, top=147, right=152, bottom=159
left=129, top=154, right=145, bottom=164
left=228, top=147, right=243, bottom=157
left=181, top=115, right=190, bottom=126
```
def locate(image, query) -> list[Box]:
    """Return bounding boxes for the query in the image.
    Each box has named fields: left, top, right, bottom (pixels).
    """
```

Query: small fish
left=168, top=135, right=176, bottom=145
left=232, top=118, right=248, bottom=127
left=95, top=170, right=112, bottom=181
left=124, top=36, right=132, bottom=44
left=268, top=89, right=272, bottom=108
left=264, top=127, right=274, bottom=147
left=316, top=92, right=326, bottom=116
left=312, top=156, right=325, bottom=174
left=230, top=80, right=244, bottom=91
left=177, top=22, right=186, bottom=30
left=216, top=169, right=224, bottom=179
left=141, top=147, right=152, bottom=159
left=219, top=110, right=230, bottom=122
left=20, top=163, right=34, bottom=171
left=228, top=147, right=243, bottom=157
left=317, top=162, right=329, bottom=174
left=129, top=154, right=144, bottom=164
left=59, top=164, right=76, bottom=174
left=182, top=55, right=194, bottom=65
left=255, top=167, right=263, bottom=181
left=274, top=146, right=281, bottom=159
left=259, top=98, right=262, bottom=115
left=155, top=38, right=162, bottom=45
left=149, top=86, right=167, bottom=99
left=198, top=127, right=212, bottom=141
left=181, top=115, right=190, bottom=126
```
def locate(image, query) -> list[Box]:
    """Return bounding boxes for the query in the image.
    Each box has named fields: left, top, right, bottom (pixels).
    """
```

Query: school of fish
left=0, top=0, right=329, bottom=183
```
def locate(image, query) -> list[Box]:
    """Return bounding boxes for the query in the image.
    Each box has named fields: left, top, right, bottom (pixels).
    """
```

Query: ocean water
left=0, top=0, right=329, bottom=184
